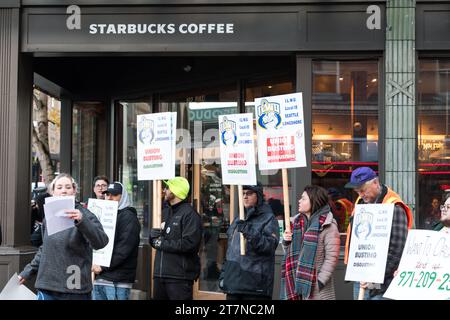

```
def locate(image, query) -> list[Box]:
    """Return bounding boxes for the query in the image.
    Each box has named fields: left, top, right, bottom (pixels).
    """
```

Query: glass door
left=159, top=86, right=238, bottom=299
left=115, top=101, right=153, bottom=238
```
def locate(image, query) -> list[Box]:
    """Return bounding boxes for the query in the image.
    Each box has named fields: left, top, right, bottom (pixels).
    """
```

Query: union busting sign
left=254, top=92, right=306, bottom=170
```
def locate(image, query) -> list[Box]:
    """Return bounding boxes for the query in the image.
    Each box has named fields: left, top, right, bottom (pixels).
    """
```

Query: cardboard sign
left=137, top=112, right=176, bottom=180
left=218, top=113, right=257, bottom=186
left=384, top=230, right=450, bottom=300
left=254, top=93, right=306, bottom=170
left=88, top=199, right=118, bottom=267
left=345, top=204, right=394, bottom=283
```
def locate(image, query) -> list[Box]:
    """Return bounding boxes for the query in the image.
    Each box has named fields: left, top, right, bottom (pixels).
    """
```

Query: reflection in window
left=32, top=88, right=61, bottom=189
left=72, top=102, right=107, bottom=203
left=418, top=59, right=450, bottom=229
left=312, top=61, right=379, bottom=233
left=116, top=101, right=152, bottom=238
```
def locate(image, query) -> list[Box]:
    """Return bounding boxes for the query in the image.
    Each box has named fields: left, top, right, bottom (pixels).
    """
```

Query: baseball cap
left=163, top=177, right=190, bottom=200
left=344, top=167, right=378, bottom=189
left=102, top=182, right=123, bottom=195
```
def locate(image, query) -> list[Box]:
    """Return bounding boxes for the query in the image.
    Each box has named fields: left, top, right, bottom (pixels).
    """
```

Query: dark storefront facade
left=0, top=0, right=449, bottom=300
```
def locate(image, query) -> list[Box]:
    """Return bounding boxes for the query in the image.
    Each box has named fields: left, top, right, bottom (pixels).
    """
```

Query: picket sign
left=218, top=113, right=257, bottom=256
left=254, top=92, right=306, bottom=236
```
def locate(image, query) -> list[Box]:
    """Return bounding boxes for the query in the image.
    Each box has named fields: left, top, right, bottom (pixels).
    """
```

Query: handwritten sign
left=345, top=204, right=394, bottom=283
left=384, top=230, right=450, bottom=300
left=254, top=92, right=306, bottom=170
left=218, top=113, right=257, bottom=186
left=137, top=112, right=176, bottom=180
left=88, top=199, right=118, bottom=267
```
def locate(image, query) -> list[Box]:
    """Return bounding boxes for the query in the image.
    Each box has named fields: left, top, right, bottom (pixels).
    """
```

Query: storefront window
left=32, top=88, right=61, bottom=190
left=312, top=60, right=379, bottom=234
left=245, top=79, right=294, bottom=222
left=116, top=101, right=152, bottom=238
left=418, top=59, right=450, bottom=229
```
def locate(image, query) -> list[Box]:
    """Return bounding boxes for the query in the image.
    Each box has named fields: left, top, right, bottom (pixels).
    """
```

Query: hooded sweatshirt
left=95, top=182, right=141, bottom=284
left=219, top=186, right=279, bottom=297
left=20, top=204, right=109, bottom=294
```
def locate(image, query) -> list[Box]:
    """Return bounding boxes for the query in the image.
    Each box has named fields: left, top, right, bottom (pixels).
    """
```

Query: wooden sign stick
left=358, top=287, right=366, bottom=300
left=282, top=168, right=291, bottom=233
left=238, top=185, right=246, bottom=255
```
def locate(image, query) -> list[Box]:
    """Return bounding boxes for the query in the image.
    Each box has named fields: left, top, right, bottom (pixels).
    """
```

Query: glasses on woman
left=95, top=184, right=108, bottom=189
left=242, top=191, right=256, bottom=197
left=440, top=204, right=450, bottom=211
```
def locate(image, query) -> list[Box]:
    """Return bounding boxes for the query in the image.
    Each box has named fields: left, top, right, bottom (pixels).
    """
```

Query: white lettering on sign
left=89, top=23, right=234, bottom=35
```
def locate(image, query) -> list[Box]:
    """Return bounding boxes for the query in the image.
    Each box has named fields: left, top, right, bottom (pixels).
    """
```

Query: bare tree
left=32, top=89, right=55, bottom=184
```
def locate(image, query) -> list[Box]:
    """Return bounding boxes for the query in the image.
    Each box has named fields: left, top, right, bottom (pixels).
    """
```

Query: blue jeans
left=367, top=294, right=390, bottom=300
left=37, top=290, right=91, bottom=300
left=92, top=285, right=130, bottom=300
left=353, top=282, right=370, bottom=300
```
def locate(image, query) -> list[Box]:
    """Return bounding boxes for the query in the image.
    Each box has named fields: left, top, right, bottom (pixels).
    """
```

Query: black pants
left=153, top=278, right=193, bottom=300
left=226, top=293, right=271, bottom=300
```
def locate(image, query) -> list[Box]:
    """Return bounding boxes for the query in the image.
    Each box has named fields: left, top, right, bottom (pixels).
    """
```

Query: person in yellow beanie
left=150, top=176, right=202, bottom=300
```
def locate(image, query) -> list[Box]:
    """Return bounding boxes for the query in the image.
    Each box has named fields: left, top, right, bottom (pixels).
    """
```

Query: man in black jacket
left=219, top=183, right=279, bottom=300
left=92, top=182, right=141, bottom=300
left=150, top=176, right=202, bottom=300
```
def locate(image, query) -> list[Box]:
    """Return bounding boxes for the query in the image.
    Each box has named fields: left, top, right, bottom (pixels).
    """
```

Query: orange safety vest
left=344, top=187, right=413, bottom=264
left=336, top=198, right=354, bottom=232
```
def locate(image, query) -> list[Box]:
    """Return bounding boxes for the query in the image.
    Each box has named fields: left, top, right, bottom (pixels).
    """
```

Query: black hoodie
left=97, top=206, right=141, bottom=283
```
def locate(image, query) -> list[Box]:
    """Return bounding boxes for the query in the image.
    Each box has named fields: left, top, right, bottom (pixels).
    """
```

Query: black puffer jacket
left=97, top=206, right=141, bottom=283
left=153, top=201, right=202, bottom=281
left=219, top=201, right=279, bottom=298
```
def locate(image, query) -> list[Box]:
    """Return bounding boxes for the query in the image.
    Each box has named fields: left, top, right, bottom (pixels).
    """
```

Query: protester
left=344, top=167, right=413, bottom=300
left=280, top=185, right=340, bottom=300
left=434, top=193, right=450, bottom=233
left=18, top=173, right=109, bottom=300
left=327, top=187, right=353, bottom=233
left=219, top=183, right=279, bottom=300
left=30, top=190, right=50, bottom=247
left=424, top=197, right=441, bottom=229
left=150, top=177, right=202, bottom=300
left=92, top=175, right=109, bottom=200
left=92, top=182, right=141, bottom=300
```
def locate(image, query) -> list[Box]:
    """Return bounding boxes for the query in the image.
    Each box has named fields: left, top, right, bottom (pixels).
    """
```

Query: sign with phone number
left=384, top=230, right=450, bottom=300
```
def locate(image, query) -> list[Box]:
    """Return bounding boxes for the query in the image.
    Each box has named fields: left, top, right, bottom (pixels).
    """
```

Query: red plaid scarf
left=281, top=209, right=328, bottom=300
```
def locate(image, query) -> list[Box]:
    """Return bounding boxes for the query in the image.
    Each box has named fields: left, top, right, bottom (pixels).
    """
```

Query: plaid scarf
left=281, top=206, right=328, bottom=300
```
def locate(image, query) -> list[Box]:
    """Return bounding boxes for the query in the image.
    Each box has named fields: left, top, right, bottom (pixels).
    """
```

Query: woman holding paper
left=18, top=173, right=109, bottom=300
left=280, top=185, right=340, bottom=300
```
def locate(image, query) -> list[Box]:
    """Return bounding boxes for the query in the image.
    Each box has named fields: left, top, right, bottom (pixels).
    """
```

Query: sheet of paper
left=44, top=196, right=75, bottom=236
left=45, top=195, right=74, bottom=204
left=0, top=273, right=36, bottom=300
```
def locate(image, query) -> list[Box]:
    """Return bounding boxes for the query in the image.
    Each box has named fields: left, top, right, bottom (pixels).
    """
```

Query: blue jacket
left=219, top=203, right=279, bottom=297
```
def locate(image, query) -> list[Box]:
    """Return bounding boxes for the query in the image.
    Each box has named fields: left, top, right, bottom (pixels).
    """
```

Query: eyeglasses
left=440, top=205, right=450, bottom=211
left=242, top=191, right=256, bottom=197
left=95, top=184, right=108, bottom=189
